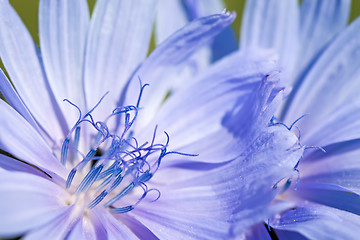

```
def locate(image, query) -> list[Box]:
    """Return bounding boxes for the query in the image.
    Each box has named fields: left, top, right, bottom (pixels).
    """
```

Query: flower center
left=60, top=86, right=166, bottom=214
left=60, top=85, right=195, bottom=214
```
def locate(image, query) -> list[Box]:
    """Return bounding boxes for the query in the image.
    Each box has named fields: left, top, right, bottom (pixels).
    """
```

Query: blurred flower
left=0, top=0, right=303, bottom=239
left=158, top=0, right=360, bottom=239
left=241, top=0, right=360, bottom=239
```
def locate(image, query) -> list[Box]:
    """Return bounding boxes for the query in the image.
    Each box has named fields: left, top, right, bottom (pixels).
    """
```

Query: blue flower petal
left=183, top=0, right=237, bottom=61
left=297, top=0, right=350, bottom=75
left=102, top=212, right=143, bottom=240
left=155, top=0, right=188, bottom=44
left=0, top=154, right=50, bottom=178
left=0, top=0, right=68, bottom=140
left=283, top=15, right=360, bottom=140
left=126, top=11, right=236, bottom=129
left=0, top=172, right=70, bottom=238
left=23, top=207, right=80, bottom=240
left=0, top=69, right=40, bottom=132
left=241, top=224, right=272, bottom=240
left=39, top=0, right=89, bottom=113
left=0, top=101, right=67, bottom=178
left=270, top=206, right=360, bottom=239
left=276, top=229, right=310, bottom=240
left=129, top=205, right=231, bottom=239
left=83, top=0, right=157, bottom=113
left=240, top=0, right=300, bottom=78
left=129, top=125, right=302, bottom=239
left=155, top=0, right=211, bottom=99
left=65, top=209, right=107, bottom=240
left=301, top=168, right=360, bottom=195
left=136, top=50, right=279, bottom=163
left=300, top=100, right=360, bottom=149
left=296, top=182, right=360, bottom=216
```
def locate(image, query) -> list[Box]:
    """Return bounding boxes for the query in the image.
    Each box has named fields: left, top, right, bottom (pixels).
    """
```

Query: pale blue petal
left=39, top=0, right=89, bottom=112
left=155, top=0, right=211, bottom=94
left=0, top=0, right=67, bottom=139
left=296, top=182, right=360, bottom=216
left=270, top=206, right=360, bottom=239
left=24, top=208, right=80, bottom=240
left=66, top=209, right=107, bottom=240
left=241, top=224, right=272, bottom=240
left=126, top=12, right=236, bottom=129
left=83, top=0, right=156, bottom=113
left=297, top=0, right=350, bottom=75
left=0, top=101, right=67, bottom=178
left=232, top=201, right=294, bottom=234
left=0, top=172, right=70, bottom=238
left=184, top=0, right=224, bottom=19
left=301, top=169, right=360, bottom=195
left=147, top=126, right=302, bottom=237
left=136, top=50, right=279, bottom=163
left=66, top=220, right=83, bottom=240
left=155, top=0, right=188, bottom=44
left=103, top=213, right=141, bottom=240
left=304, top=139, right=360, bottom=162
left=0, top=154, right=50, bottom=178
left=0, top=69, right=40, bottom=132
left=129, top=205, right=230, bottom=239
left=283, top=16, right=360, bottom=139
left=184, top=0, right=237, bottom=61
left=276, top=229, right=309, bottom=240
left=240, top=0, right=299, bottom=78
left=300, top=100, right=360, bottom=148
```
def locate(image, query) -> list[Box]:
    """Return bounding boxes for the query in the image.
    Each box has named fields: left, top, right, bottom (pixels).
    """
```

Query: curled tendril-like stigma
left=59, top=81, right=195, bottom=214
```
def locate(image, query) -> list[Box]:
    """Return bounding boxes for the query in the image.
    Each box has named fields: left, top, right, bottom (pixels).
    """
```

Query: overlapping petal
left=126, top=12, right=236, bottom=129
left=270, top=206, right=360, bottom=239
left=240, top=0, right=299, bottom=78
left=283, top=16, right=360, bottom=140
left=297, top=0, right=350, bottom=74
left=0, top=101, right=67, bottom=178
left=39, top=0, right=89, bottom=114
left=0, top=69, right=40, bottom=132
left=0, top=0, right=68, bottom=140
left=83, top=0, right=156, bottom=113
left=0, top=172, right=69, bottom=238
left=136, top=50, right=279, bottom=162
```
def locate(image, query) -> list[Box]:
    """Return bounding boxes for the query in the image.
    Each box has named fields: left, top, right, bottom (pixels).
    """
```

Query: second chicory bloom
left=241, top=0, right=360, bottom=239
left=156, top=0, right=360, bottom=239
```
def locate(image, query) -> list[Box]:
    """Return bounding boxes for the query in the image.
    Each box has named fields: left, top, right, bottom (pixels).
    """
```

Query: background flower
left=154, top=0, right=360, bottom=239
left=241, top=0, right=360, bottom=239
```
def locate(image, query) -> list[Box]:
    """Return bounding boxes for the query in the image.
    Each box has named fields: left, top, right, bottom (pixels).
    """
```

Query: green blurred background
left=7, top=0, right=360, bottom=48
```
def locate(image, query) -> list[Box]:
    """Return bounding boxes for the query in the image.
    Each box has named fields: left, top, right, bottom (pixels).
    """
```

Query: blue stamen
left=89, top=173, right=125, bottom=209
left=75, top=165, right=103, bottom=194
left=138, top=170, right=152, bottom=183
left=88, top=190, right=108, bottom=209
left=73, top=126, right=81, bottom=154
left=81, top=149, right=97, bottom=167
left=104, top=182, right=135, bottom=207
left=110, top=205, right=134, bottom=214
left=61, top=138, right=70, bottom=165
left=66, top=169, right=76, bottom=188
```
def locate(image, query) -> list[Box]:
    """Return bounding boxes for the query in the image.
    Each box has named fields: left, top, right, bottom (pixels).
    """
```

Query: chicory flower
left=0, top=0, right=303, bottom=239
